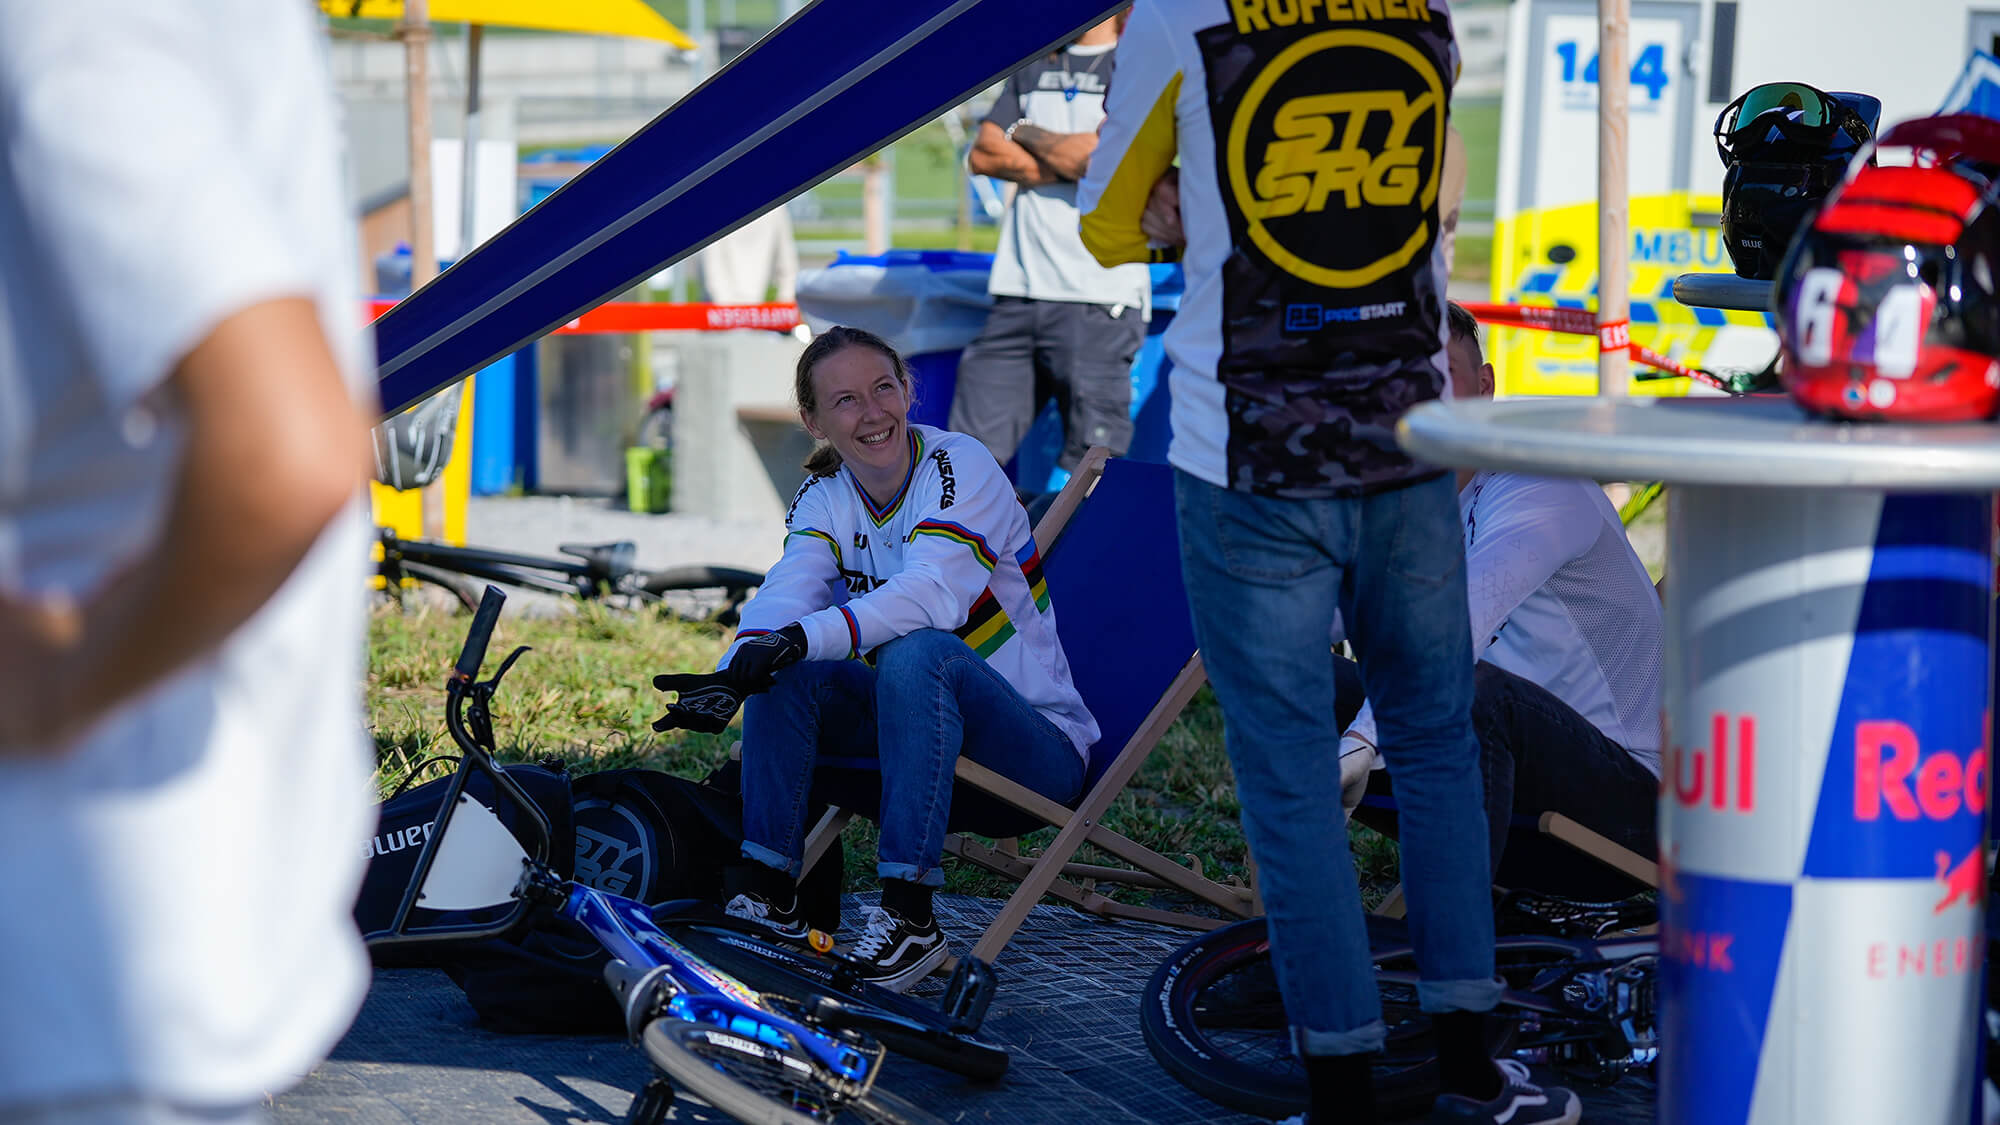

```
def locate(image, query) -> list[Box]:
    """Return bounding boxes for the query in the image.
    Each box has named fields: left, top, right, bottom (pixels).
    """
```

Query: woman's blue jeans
left=738, top=628, right=1085, bottom=887
left=1175, top=469, right=1501, bottom=1057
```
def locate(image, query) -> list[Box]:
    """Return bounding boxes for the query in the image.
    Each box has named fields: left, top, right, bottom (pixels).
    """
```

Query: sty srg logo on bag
left=1226, top=29, right=1445, bottom=289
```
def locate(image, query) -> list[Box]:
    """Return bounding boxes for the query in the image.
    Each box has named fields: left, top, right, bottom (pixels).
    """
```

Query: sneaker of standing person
left=849, top=905, right=949, bottom=992
left=1429, top=1058, right=1581, bottom=1125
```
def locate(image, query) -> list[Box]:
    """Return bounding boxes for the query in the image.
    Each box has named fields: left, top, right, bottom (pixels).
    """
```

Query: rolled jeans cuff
left=877, top=861, right=946, bottom=888
left=1418, top=976, right=1505, bottom=1014
left=1292, top=1019, right=1387, bottom=1057
left=741, top=840, right=802, bottom=880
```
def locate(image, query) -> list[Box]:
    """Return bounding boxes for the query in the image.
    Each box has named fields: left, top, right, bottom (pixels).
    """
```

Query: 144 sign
left=1552, top=38, right=1670, bottom=110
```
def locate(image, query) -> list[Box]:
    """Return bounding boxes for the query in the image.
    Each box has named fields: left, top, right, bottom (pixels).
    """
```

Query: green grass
left=367, top=602, right=1400, bottom=909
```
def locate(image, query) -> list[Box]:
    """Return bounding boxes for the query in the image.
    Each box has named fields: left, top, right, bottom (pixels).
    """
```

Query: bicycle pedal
left=940, top=955, right=999, bottom=1034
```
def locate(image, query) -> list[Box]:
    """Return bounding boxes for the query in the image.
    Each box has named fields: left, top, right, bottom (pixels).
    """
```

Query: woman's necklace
left=1059, top=48, right=1107, bottom=102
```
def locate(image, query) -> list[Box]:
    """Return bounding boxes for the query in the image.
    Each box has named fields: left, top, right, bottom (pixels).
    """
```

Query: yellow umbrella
left=320, top=0, right=695, bottom=48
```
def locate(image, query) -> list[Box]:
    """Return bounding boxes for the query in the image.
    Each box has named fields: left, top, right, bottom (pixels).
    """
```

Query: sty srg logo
left=1226, top=29, right=1445, bottom=288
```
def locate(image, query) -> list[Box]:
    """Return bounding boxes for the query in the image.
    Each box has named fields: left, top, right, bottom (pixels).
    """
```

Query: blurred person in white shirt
left=0, top=2, right=377, bottom=1119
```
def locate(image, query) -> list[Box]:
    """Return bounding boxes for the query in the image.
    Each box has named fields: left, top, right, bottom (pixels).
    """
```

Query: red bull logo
left=1931, top=846, right=1985, bottom=914
left=1852, top=720, right=1988, bottom=823
left=1663, top=712, right=1757, bottom=813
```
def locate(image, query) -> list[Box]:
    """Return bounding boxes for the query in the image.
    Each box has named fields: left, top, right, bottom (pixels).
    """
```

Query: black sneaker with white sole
left=1429, top=1058, right=1581, bottom=1125
left=849, top=905, right=949, bottom=992
left=723, top=892, right=811, bottom=943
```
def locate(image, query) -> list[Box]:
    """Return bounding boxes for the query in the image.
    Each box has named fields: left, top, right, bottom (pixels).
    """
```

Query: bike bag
left=442, top=762, right=845, bottom=1034
left=356, top=759, right=577, bottom=964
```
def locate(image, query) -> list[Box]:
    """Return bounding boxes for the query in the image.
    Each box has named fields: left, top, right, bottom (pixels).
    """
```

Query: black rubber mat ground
left=276, top=893, right=1654, bottom=1123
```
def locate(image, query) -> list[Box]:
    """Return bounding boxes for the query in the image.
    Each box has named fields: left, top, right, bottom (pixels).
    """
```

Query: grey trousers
left=947, top=296, right=1144, bottom=472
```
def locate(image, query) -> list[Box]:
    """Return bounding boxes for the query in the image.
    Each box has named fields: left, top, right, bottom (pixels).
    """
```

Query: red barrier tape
left=1459, top=301, right=1724, bottom=390
left=364, top=299, right=800, bottom=334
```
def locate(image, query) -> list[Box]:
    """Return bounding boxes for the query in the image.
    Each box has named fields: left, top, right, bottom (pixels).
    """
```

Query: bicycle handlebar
left=454, top=585, right=507, bottom=681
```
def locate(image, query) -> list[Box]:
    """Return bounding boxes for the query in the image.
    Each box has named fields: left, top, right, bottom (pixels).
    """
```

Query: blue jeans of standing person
left=1175, top=469, right=1501, bottom=1056
left=738, top=628, right=1086, bottom=886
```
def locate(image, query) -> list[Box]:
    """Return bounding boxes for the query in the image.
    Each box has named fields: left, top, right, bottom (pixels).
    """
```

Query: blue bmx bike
left=366, top=585, right=1004, bottom=1124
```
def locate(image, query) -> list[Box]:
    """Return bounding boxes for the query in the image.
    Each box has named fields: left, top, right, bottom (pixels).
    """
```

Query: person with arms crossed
left=652, top=326, right=1097, bottom=992
left=951, top=12, right=1153, bottom=479
left=0, top=1, right=379, bottom=1121
left=1078, top=3, right=1578, bottom=1123
left=1340, top=304, right=1664, bottom=902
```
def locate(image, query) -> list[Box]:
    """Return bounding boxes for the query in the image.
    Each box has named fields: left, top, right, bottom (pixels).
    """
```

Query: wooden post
left=861, top=154, right=888, bottom=254
left=458, top=23, right=484, bottom=262
left=1597, top=0, right=1630, bottom=398
left=401, top=0, right=437, bottom=291
left=400, top=0, right=444, bottom=537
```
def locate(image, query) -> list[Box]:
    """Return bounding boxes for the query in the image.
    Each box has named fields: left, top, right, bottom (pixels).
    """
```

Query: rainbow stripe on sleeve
left=788, top=527, right=841, bottom=565
left=838, top=605, right=861, bottom=657
left=1015, top=541, right=1049, bottom=613
left=910, top=519, right=998, bottom=570
left=953, top=587, right=1015, bottom=658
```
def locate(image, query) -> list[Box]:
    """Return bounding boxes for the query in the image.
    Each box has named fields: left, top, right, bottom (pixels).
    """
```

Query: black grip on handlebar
left=454, top=586, right=508, bottom=680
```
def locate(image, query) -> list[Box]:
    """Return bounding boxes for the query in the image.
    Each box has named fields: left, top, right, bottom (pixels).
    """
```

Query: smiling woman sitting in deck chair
left=650, top=325, right=1098, bottom=992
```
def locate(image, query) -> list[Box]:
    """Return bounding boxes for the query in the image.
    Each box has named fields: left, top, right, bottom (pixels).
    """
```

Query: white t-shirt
left=0, top=0, right=373, bottom=1109
left=727, top=426, right=1098, bottom=756
left=1347, top=471, right=1665, bottom=775
left=983, top=44, right=1152, bottom=313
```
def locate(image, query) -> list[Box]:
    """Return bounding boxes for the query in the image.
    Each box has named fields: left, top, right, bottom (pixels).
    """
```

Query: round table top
left=1672, top=272, right=1772, bottom=312
left=1398, top=395, right=2000, bottom=490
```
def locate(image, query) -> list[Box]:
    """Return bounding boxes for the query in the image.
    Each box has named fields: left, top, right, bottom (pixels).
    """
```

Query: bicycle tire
left=1139, top=916, right=1516, bottom=1120
left=660, top=917, right=1009, bottom=1082
left=641, top=1017, right=942, bottom=1125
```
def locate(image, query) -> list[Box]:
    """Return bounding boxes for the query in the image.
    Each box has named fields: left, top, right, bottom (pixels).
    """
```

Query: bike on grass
left=1140, top=892, right=1659, bottom=1120
left=366, top=585, right=1008, bottom=1125
left=376, top=527, right=764, bottom=625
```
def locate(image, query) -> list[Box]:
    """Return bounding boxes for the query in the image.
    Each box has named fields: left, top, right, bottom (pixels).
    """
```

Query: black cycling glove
left=650, top=623, right=808, bottom=733
left=725, top=623, right=809, bottom=691
left=650, top=672, right=746, bottom=734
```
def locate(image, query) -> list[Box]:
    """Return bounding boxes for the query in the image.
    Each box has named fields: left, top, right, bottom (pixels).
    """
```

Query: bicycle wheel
left=634, top=565, right=765, bottom=626
left=1140, top=916, right=1515, bottom=1120
left=660, top=915, right=1009, bottom=1082
left=641, top=1017, right=941, bottom=1125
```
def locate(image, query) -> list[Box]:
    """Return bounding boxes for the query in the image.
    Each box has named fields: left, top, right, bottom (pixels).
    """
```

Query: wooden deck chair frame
left=797, top=447, right=1260, bottom=964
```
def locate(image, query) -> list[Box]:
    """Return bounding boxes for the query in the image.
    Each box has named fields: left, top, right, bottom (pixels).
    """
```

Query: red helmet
left=1773, top=115, right=2000, bottom=421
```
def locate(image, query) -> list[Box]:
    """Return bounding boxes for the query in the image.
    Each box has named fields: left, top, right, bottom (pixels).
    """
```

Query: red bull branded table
left=1400, top=394, right=1996, bottom=1125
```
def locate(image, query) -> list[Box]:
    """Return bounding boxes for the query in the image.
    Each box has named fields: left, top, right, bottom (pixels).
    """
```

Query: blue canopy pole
left=374, top=0, right=1121, bottom=419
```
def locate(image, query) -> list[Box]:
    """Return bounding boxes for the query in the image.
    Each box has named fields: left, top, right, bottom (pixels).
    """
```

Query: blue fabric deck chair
left=798, top=448, right=1260, bottom=964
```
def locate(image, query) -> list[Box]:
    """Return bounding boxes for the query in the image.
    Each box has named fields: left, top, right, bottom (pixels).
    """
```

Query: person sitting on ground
left=650, top=324, right=1099, bottom=991
left=1339, top=303, right=1665, bottom=900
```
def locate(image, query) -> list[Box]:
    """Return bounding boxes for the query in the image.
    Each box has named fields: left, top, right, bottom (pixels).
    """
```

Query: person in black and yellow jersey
left=1078, top=3, right=1579, bottom=1123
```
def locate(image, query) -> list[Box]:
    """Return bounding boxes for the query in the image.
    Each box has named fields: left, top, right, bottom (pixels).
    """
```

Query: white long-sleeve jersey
left=723, top=425, right=1099, bottom=757
left=1348, top=471, right=1665, bottom=775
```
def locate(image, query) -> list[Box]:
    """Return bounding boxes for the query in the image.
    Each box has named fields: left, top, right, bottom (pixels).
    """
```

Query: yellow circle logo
left=1225, top=29, right=1446, bottom=289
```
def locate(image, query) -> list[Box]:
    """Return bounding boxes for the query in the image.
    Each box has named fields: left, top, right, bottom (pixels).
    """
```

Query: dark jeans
left=738, top=629, right=1085, bottom=887
left=1177, top=470, right=1498, bottom=1054
left=948, top=296, right=1144, bottom=471
left=1337, top=656, right=1660, bottom=902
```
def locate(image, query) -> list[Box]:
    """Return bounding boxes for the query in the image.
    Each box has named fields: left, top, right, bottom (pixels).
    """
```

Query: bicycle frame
left=555, top=879, right=881, bottom=1093
left=367, top=584, right=885, bottom=1096
left=379, top=530, right=622, bottom=600
left=1377, top=927, right=1660, bottom=1074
